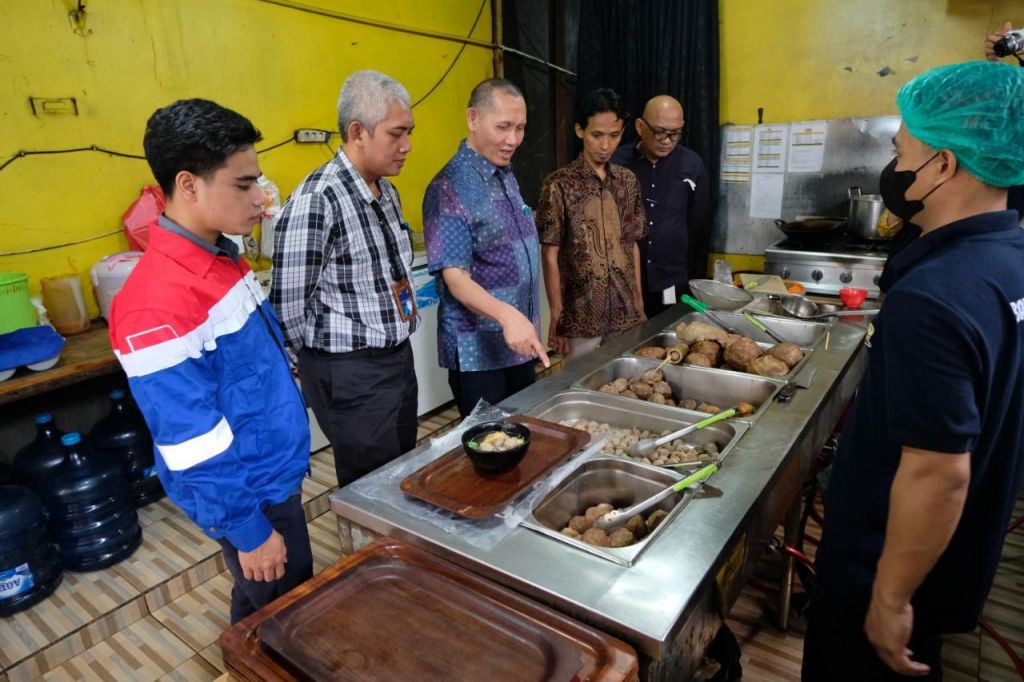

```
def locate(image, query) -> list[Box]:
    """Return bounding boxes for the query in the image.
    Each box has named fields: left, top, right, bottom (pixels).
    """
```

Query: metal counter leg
left=777, top=497, right=802, bottom=630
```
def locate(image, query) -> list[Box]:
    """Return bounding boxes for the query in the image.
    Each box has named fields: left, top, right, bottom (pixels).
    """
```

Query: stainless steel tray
left=574, top=356, right=782, bottom=423
left=526, top=389, right=748, bottom=467
left=629, top=332, right=813, bottom=380
left=668, top=311, right=829, bottom=347
left=521, top=456, right=702, bottom=567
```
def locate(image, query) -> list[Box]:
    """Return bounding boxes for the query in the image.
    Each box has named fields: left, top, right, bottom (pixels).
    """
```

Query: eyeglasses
left=641, top=118, right=684, bottom=143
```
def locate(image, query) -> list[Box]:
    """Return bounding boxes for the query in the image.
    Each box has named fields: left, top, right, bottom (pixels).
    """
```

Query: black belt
left=308, top=339, right=409, bottom=360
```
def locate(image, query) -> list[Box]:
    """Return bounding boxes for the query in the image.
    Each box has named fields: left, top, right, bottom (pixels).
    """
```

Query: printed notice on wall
left=787, top=121, right=827, bottom=173
left=722, top=126, right=752, bottom=183
left=749, top=173, right=785, bottom=219
left=752, top=124, right=789, bottom=173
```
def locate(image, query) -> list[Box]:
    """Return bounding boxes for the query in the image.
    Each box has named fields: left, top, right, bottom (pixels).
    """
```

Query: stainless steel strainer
left=688, top=279, right=753, bottom=311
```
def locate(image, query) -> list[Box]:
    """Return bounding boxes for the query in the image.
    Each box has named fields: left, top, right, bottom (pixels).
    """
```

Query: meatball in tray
left=576, top=356, right=783, bottom=423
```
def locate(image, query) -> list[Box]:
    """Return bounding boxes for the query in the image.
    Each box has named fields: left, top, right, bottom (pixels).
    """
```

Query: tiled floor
left=727, top=492, right=1024, bottom=681
left=3, top=367, right=1022, bottom=680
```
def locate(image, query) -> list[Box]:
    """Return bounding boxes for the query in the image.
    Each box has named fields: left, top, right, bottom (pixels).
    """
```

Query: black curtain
left=577, top=0, right=720, bottom=276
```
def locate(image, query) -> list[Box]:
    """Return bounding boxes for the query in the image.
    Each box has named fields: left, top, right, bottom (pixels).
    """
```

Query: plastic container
left=90, top=252, right=143, bottom=321
left=12, top=412, right=66, bottom=491
left=90, top=390, right=163, bottom=507
left=0, top=272, right=36, bottom=334
left=839, top=287, right=868, bottom=309
left=0, top=485, right=63, bottom=616
left=37, top=433, right=142, bottom=571
left=40, top=274, right=91, bottom=336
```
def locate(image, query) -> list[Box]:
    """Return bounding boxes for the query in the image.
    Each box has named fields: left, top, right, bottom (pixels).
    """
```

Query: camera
left=994, top=29, right=1024, bottom=57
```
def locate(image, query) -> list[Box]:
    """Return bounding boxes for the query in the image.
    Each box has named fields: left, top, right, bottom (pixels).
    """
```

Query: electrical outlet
left=294, top=129, right=331, bottom=144
left=30, top=97, right=79, bottom=116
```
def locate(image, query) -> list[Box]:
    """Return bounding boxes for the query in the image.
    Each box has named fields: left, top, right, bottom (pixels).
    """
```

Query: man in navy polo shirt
left=803, top=61, right=1024, bottom=681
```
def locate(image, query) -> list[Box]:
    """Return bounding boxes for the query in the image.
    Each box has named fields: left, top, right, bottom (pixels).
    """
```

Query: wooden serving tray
left=400, top=415, right=591, bottom=518
left=221, top=538, right=639, bottom=682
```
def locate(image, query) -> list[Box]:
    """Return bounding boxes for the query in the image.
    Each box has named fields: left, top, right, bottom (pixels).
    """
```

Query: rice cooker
left=90, top=252, right=143, bottom=320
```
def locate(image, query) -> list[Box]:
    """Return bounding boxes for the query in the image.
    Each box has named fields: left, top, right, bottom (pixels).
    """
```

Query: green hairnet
left=897, top=61, right=1024, bottom=188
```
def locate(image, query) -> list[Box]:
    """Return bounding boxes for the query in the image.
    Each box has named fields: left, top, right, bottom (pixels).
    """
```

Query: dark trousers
left=299, top=343, right=418, bottom=486
left=216, top=494, right=313, bottom=624
left=447, top=360, right=535, bottom=418
left=642, top=278, right=691, bottom=318
left=802, top=585, right=944, bottom=682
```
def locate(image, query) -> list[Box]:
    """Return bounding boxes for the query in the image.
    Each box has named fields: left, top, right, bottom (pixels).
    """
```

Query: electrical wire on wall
left=1, top=1, right=572, bottom=256
left=410, top=0, right=486, bottom=108
left=0, top=135, right=295, bottom=256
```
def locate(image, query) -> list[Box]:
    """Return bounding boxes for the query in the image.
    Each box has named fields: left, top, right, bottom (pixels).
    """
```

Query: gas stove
left=764, top=236, right=891, bottom=299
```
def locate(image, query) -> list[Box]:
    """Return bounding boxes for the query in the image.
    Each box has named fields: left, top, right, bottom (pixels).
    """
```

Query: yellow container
left=40, top=274, right=91, bottom=336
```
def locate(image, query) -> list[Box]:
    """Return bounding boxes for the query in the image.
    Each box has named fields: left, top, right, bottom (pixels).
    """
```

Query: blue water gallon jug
left=90, top=390, right=164, bottom=508
left=0, top=485, right=63, bottom=615
left=38, top=433, right=142, bottom=572
left=12, top=412, right=66, bottom=491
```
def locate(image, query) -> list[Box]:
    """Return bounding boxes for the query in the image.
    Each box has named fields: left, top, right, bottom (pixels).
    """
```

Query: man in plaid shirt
left=271, top=70, right=418, bottom=486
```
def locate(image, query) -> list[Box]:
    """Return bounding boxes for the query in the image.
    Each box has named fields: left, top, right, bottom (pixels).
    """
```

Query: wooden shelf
left=0, top=322, right=119, bottom=406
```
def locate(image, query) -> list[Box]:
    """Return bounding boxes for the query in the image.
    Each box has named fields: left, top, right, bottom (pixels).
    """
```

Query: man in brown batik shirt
left=538, top=88, right=646, bottom=360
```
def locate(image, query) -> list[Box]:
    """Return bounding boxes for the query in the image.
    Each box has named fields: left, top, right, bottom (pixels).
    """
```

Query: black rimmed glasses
left=641, top=118, right=684, bottom=143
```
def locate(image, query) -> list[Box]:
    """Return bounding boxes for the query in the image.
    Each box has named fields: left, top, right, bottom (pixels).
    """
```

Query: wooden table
left=0, top=322, right=119, bottom=406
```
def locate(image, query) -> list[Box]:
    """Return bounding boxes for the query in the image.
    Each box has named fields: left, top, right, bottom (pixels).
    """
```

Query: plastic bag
left=122, top=185, right=166, bottom=251
left=258, top=175, right=281, bottom=260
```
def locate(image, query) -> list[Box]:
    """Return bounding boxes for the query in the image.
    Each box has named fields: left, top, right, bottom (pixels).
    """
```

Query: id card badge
left=391, top=278, right=417, bottom=322
left=661, top=286, right=676, bottom=305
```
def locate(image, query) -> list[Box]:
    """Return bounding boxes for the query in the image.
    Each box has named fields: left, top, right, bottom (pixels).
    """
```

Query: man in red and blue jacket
left=109, top=99, right=312, bottom=623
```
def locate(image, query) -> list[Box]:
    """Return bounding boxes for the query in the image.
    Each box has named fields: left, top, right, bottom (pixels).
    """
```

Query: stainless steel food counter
left=330, top=305, right=868, bottom=680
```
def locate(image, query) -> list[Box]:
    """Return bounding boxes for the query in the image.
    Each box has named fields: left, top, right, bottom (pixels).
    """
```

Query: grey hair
left=337, top=70, right=411, bottom=142
left=468, top=78, right=524, bottom=112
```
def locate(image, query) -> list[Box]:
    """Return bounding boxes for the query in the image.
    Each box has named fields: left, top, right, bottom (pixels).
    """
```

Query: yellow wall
left=720, top=0, right=1020, bottom=124
left=713, top=0, right=1019, bottom=272
left=0, top=0, right=492, bottom=315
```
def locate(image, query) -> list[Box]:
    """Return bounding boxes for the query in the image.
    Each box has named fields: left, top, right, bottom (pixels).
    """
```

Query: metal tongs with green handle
left=593, top=462, right=719, bottom=532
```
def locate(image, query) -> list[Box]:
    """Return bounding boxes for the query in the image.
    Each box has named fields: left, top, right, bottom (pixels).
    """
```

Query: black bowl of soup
left=462, top=421, right=532, bottom=474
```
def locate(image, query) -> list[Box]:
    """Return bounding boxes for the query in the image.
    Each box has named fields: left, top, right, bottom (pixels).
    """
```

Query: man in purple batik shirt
left=423, top=78, right=550, bottom=417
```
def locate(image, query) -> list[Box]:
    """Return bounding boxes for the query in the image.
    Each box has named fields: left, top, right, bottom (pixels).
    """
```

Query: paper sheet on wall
left=787, top=121, right=827, bottom=172
left=753, top=124, right=789, bottom=173
left=749, top=173, right=785, bottom=219
left=722, top=126, right=752, bottom=183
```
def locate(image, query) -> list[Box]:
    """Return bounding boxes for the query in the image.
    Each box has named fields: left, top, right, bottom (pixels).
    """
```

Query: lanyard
left=368, top=200, right=408, bottom=284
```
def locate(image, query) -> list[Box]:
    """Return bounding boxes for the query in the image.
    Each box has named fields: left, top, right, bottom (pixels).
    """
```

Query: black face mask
left=878, top=152, right=944, bottom=222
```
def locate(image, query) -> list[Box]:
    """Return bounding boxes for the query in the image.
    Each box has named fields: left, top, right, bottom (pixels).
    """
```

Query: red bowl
left=839, top=287, right=868, bottom=309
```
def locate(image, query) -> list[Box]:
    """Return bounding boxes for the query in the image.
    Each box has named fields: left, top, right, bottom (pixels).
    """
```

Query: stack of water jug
left=0, top=388, right=162, bottom=615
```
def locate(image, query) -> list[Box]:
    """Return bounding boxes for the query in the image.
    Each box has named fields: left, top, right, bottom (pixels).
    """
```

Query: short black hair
left=143, top=99, right=262, bottom=197
left=575, top=87, right=627, bottom=129
left=468, top=78, right=524, bottom=110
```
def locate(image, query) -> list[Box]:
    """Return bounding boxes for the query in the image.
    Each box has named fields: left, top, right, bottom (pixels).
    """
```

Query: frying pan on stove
left=774, top=218, right=845, bottom=238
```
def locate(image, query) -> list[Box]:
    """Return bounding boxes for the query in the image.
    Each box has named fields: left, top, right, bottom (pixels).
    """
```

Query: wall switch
left=294, top=129, right=331, bottom=144
left=30, top=97, right=79, bottom=116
